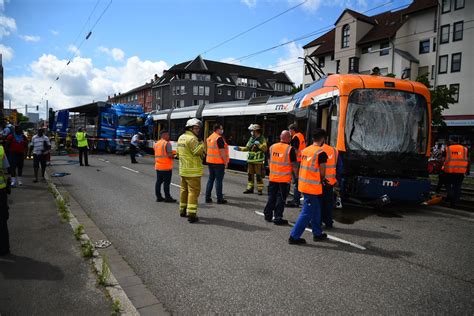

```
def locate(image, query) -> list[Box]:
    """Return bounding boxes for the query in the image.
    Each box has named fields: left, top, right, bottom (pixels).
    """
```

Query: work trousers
left=78, top=147, right=89, bottom=166
left=0, top=189, right=10, bottom=255
left=205, top=163, right=225, bottom=201
left=263, top=181, right=289, bottom=221
left=247, top=163, right=265, bottom=193
left=290, top=162, right=301, bottom=205
left=445, top=173, right=464, bottom=207
left=321, top=185, right=334, bottom=227
left=156, top=170, right=172, bottom=199
left=130, top=144, right=138, bottom=163
left=180, top=176, right=201, bottom=216
left=290, top=193, right=323, bottom=239
left=9, top=152, right=25, bottom=177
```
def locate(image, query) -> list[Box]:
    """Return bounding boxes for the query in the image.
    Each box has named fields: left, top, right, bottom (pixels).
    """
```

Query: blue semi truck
left=53, top=101, right=145, bottom=153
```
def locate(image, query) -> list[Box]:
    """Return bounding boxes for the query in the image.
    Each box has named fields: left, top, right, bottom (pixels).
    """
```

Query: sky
left=0, top=0, right=413, bottom=117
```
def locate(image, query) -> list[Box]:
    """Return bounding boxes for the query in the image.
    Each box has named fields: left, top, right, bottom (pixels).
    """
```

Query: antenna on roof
left=299, top=56, right=325, bottom=82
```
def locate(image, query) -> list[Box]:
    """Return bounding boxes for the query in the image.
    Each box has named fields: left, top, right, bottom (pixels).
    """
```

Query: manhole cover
left=95, top=240, right=112, bottom=249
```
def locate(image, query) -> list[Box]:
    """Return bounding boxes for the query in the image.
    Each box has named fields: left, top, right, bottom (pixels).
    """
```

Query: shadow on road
left=0, top=255, right=64, bottom=280
left=197, top=216, right=271, bottom=232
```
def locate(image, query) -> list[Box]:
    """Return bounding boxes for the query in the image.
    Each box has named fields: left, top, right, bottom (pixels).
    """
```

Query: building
left=152, top=55, right=294, bottom=110
left=302, top=0, right=473, bottom=143
left=107, top=75, right=158, bottom=112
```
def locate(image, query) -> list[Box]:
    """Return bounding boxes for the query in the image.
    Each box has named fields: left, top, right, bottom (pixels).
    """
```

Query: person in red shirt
left=6, top=126, right=28, bottom=187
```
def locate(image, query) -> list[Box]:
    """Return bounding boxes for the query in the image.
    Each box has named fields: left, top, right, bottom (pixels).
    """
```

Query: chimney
left=114, top=93, right=117, bottom=97
left=154, top=74, right=158, bottom=81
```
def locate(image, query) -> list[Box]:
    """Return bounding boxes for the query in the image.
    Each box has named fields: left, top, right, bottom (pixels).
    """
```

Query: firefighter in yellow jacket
left=235, top=124, right=268, bottom=195
left=177, top=118, right=205, bottom=223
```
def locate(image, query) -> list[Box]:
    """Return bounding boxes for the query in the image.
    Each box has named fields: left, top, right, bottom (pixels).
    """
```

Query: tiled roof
left=155, top=56, right=293, bottom=87
left=304, top=0, right=438, bottom=51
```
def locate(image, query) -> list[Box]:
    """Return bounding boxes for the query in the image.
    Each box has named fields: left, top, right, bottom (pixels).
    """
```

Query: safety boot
left=188, top=214, right=199, bottom=223
left=179, top=209, right=187, bottom=217
left=243, top=189, right=254, bottom=194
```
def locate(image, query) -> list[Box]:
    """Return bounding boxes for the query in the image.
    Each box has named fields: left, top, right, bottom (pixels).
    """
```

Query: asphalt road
left=50, top=153, right=474, bottom=314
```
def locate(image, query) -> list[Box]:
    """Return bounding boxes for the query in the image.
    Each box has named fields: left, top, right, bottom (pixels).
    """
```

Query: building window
left=198, top=86, right=204, bottom=96
left=218, top=89, right=222, bottom=95
left=438, top=55, right=448, bottom=74
left=236, top=90, right=245, bottom=99
left=433, top=38, right=436, bottom=52
left=205, top=86, right=210, bottom=96
left=419, top=39, right=430, bottom=54
left=193, top=86, right=198, bottom=96
left=380, top=42, right=390, bottom=56
left=440, top=25, right=450, bottom=44
left=156, top=91, right=160, bottom=99
left=450, top=84, right=459, bottom=102
left=362, top=46, right=371, bottom=54
left=451, top=53, right=461, bottom=72
left=336, top=60, right=340, bottom=74
left=431, top=65, right=435, bottom=80
left=248, top=79, right=257, bottom=88
left=455, top=0, right=464, bottom=10
left=331, top=54, right=334, bottom=61
left=341, top=24, right=350, bottom=48
left=191, top=73, right=211, bottom=81
left=216, top=75, right=221, bottom=82
left=348, top=57, right=359, bottom=73
left=453, top=21, right=463, bottom=41
left=237, top=77, right=248, bottom=86
left=251, top=92, right=257, bottom=98
left=175, top=100, right=184, bottom=108
left=318, top=57, right=325, bottom=68
left=442, top=0, right=451, bottom=13
left=418, top=66, right=429, bottom=77
left=227, top=90, right=231, bottom=96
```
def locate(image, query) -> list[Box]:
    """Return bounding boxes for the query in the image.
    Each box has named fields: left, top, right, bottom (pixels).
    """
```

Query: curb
left=427, top=204, right=474, bottom=219
left=46, top=175, right=139, bottom=316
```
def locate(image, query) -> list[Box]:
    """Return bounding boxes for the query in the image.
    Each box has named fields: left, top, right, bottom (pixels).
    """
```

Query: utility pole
left=25, top=104, right=28, bottom=116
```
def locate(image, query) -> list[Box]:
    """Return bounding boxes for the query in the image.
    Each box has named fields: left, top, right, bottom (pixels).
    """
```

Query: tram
left=148, top=74, right=432, bottom=204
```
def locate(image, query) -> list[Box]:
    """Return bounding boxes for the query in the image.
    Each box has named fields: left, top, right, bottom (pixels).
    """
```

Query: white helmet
left=248, top=124, right=261, bottom=131
left=186, top=118, right=202, bottom=128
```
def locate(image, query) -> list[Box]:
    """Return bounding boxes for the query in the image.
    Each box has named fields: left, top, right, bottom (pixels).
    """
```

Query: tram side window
left=329, top=98, right=339, bottom=146
left=224, top=116, right=258, bottom=146
left=169, top=119, right=187, bottom=141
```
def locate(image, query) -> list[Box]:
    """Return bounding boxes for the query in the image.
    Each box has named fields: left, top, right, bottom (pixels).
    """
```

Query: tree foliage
left=416, top=73, right=456, bottom=126
left=17, top=112, right=30, bottom=123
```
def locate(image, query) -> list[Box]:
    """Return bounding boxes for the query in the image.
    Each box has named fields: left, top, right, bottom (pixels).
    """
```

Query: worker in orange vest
left=154, top=130, right=176, bottom=203
left=263, top=130, right=297, bottom=225
left=205, top=123, right=229, bottom=204
left=289, top=129, right=328, bottom=245
left=321, top=139, right=341, bottom=228
left=442, top=141, right=470, bottom=207
left=286, top=123, right=306, bottom=208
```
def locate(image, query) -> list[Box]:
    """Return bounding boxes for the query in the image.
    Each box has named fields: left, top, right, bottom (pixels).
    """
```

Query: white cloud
left=241, top=0, right=257, bottom=8
left=51, top=29, right=59, bottom=36
left=0, top=14, right=16, bottom=38
left=20, top=34, right=40, bottom=42
left=220, top=57, right=241, bottom=65
left=268, top=41, right=304, bottom=86
left=68, top=44, right=80, bottom=56
left=4, top=54, right=169, bottom=112
left=0, top=43, right=13, bottom=61
left=98, top=46, right=125, bottom=61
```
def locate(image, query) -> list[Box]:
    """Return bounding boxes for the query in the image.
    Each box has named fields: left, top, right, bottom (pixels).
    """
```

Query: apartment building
left=107, top=75, right=158, bottom=112
left=152, top=55, right=294, bottom=110
left=302, top=0, right=473, bottom=141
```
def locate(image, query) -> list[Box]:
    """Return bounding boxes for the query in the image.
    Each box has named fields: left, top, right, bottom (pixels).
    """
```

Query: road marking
left=254, top=211, right=366, bottom=250
left=171, top=183, right=181, bottom=188
left=121, top=166, right=139, bottom=173
left=98, top=158, right=110, bottom=163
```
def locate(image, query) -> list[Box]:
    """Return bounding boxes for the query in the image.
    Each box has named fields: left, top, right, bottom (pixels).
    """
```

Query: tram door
left=290, top=107, right=310, bottom=146
left=203, top=119, right=216, bottom=149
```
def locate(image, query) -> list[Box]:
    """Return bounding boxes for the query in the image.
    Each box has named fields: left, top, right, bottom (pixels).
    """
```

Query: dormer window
left=342, top=24, right=350, bottom=48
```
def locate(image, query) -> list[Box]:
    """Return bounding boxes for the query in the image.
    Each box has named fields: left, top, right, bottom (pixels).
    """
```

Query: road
left=50, top=153, right=474, bottom=314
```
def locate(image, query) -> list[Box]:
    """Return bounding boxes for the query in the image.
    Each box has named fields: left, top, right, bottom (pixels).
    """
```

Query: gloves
left=234, top=146, right=240, bottom=151
left=253, top=141, right=260, bottom=145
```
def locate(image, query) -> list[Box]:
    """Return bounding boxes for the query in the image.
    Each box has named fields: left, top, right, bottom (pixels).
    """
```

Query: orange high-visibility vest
left=298, top=145, right=324, bottom=195
left=293, top=132, right=306, bottom=162
left=444, top=144, right=469, bottom=174
left=322, top=143, right=338, bottom=186
left=154, top=139, right=173, bottom=170
left=206, top=132, right=228, bottom=164
left=269, top=142, right=293, bottom=183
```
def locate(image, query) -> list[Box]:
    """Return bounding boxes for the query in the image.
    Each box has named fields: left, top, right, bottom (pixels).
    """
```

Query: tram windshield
left=345, top=89, right=428, bottom=154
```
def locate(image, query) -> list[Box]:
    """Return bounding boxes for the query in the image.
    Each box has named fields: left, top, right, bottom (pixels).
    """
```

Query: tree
left=291, top=84, right=303, bottom=94
left=17, top=112, right=30, bottom=123
left=416, top=73, right=456, bottom=126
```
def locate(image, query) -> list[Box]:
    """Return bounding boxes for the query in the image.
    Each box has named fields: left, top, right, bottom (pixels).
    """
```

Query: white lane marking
left=170, top=183, right=181, bottom=188
left=98, top=158, right=110, bottom=163
left=121, top=166, right=139, bottom=173
left=254, top=211, right=366, bottom=250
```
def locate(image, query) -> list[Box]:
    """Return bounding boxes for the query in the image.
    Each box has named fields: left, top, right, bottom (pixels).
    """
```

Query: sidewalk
left=0, top=160, right=111, bottom=315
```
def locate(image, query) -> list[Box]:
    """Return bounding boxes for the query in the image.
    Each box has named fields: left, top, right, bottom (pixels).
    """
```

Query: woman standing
left=6, top=126, right=28, bottom=187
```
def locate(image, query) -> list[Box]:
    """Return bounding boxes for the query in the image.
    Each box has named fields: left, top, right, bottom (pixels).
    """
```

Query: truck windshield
left=118, top=115, right=139, bottom=126
left=345, top=89, right=428, bottom=154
